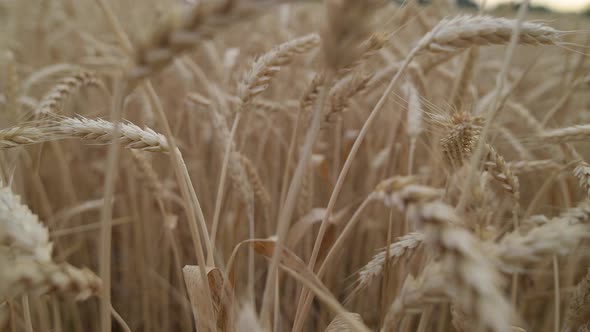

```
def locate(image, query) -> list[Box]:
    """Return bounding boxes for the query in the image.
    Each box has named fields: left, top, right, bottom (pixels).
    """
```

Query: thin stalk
left=456, top=0, right=529, bottom=216
left=292, top=48, right=419, bottom=332
left=408, top=138, right=417, bottom=175
left=292, top=195, right=373, bottom=331
left=148, top=84, right=217, bottom=330
left=280, top=108, right=303, bottom=208
left=210, top=112, right=242, bottom=265
left=416, top=305, right=433, bottom=332
left=22, top=296, right=33, bottom=332
left=259, top=72, right=334, bottom=326
left=93, top=0, right=216, bottom=328
left=553, top=256, right=560, bottom=332
left=98, top=79, right=126, bottom=332
left=111, top=305, right=131, bottom=332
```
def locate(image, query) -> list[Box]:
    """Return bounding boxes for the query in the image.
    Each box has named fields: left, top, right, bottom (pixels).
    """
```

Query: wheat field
left=1, top=0, right=590, bottom=331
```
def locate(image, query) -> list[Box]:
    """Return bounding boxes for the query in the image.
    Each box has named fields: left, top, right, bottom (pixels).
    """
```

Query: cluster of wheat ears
left=1, top=0, right=590, bottom=331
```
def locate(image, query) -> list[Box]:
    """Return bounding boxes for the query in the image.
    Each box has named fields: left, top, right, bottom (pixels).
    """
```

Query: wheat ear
left=484, top=143, right=520, bottom=213
left=489, top=221, right=590, bottom=271
left=0, top=126, right=47, bottom=149
left=0, top=252, right=101, bottom=302
left=508, top=159, right=562, bottom=174
left=35, top=70, right=104, bottom=117
left=0, top=187, right=52, bottom=261
left=130, top=0, right=261, bottom=82
left=381, top=264, right=445, bottom=331
left=356, top=232, right=424, bottom=291
left=564, top=268, right=590, bottom=332
left=324, top=312, right=364, bottom=332
left=54, top=116, right=169, bottom=152
left=440, top=112, right=483, bottom=169
left=238, top=153, right=271, bottom=208
left=130, top=150, right=165, bottom=196
left=296, top=160, right=315, bottom=218
left=573, top=161, right=590, bottom=197
left=238, top=33, right=320, bottom=110
left=337, top=32, right=389, bottom=76
left=324, top=72, right=370, bottom=123
left=418, top=15, right=560, bottom=54
left=412, top=201, right=513, bottom=332
left=538, top=125, right=590, bottom=144
left=556, top=200, right=590, bottom=224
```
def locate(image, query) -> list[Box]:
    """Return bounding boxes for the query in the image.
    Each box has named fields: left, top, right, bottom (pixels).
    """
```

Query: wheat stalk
left=208, top=109, right=253, bottom=207
left=3, top=51, right=19, bottom=120
left=450, top=47, right=478, bottom=110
